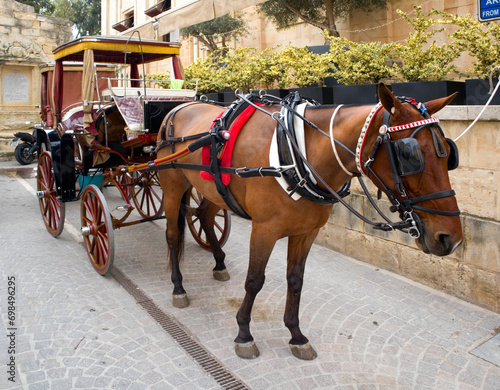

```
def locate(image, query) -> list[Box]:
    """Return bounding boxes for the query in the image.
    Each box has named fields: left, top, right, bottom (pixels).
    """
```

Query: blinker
left=446, top=138, right=459, bottom=171
left=391, top=138, right=425, bottom=176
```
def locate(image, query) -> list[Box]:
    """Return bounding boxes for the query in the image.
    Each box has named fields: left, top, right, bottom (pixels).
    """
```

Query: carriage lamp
left=143, top=146, right=155, bottom=153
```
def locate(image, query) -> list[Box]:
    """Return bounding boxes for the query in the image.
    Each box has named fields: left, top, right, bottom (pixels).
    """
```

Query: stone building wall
left=316, top=106, right=500, bottom=314
left=0, top=0, right=72, bottom=134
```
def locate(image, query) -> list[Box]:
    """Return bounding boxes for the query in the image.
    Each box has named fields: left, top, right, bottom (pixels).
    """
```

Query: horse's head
left=361, top=83, right=462, bottom=256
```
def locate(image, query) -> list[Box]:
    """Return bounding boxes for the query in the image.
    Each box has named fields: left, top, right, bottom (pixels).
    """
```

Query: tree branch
left=283, top=2, right=339, bottom=36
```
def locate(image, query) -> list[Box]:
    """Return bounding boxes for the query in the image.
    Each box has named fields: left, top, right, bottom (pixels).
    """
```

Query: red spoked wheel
left=99, top=172, right=133, bottom=226
left=117, top=172, right=133, bottom=200
left=36, top=152, right=65, bottom=237
left=80, top=184, right=114, bottom=275
left=130, top=171, right=164, bottom=218
left=186, top=189, right=231, bottom=251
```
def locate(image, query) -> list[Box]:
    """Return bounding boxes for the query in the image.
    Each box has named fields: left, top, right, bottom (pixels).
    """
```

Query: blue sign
left=479, top=0, right=500, bottom=21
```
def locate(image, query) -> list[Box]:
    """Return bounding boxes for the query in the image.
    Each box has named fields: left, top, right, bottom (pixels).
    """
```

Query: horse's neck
left=305, top=105, right=375, bottom=187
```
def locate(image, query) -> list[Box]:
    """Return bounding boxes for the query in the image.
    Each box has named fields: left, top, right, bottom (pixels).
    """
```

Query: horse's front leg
left=284, top=229, right=320, bottom=360
left=195, top=198, right=229, bottom=281
left=234, top=225, right=279, bottom=359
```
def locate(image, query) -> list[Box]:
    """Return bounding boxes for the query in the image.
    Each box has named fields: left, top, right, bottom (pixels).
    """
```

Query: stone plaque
left=3, top=70, right=29, bottom=102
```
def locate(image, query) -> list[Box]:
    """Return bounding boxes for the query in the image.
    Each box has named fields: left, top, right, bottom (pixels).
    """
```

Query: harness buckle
left=234, top=167, right=248, bottom=177
left=403, top=212, right=421, bottom=239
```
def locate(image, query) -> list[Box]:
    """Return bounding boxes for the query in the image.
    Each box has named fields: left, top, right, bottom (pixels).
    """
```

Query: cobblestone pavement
left=1, top=160, right=500, bottom=390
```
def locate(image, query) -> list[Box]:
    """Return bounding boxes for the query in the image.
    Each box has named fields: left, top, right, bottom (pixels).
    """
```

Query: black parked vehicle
left=11, top=130, right=38, bottom=165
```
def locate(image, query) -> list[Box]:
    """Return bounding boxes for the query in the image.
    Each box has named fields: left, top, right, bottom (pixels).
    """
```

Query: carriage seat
left=101, top=87, right=196, bottom=99
left=102, top=87, right=196, bottom=138
left=59, top=104, right=99, bottom=135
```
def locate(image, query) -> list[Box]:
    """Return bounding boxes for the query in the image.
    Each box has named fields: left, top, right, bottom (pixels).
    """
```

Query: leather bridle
left=358, top=98, right=460, bottom=238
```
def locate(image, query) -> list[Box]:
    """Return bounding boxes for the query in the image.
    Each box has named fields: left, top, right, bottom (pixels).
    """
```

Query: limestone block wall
left=0, top=0, right=72, bottom=134
left=316, top=106, right=500, bottom=313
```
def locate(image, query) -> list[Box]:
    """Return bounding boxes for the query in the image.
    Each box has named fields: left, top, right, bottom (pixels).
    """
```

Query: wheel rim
left=81, top=184, right=114, bottom=275
left=131, top=171, right=164, bottom=218
left=118, top=172, right=133, bottom=200
left=37, top=152, right=65, bottom=237
left=186, top=189, right=231, bottom=251
left=99, top=173, right=133, bottom=226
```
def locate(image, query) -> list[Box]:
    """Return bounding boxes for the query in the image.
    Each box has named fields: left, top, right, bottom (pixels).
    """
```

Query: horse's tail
left=167, top=188, right=189, bottom=271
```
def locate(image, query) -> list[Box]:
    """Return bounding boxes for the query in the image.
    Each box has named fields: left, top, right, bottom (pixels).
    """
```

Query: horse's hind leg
left=164, top=188, right=190, bottom=308
left=196, top=198, right=229, bottom=281
left=284, top=230, right=320, bottom=360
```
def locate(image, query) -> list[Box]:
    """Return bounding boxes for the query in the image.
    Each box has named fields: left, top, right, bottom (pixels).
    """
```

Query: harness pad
left=269, top=102, right=311, bottom=200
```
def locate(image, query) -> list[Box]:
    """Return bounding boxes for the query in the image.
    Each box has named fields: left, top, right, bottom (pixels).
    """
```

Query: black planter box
left=263, top=89, right=290, bottom=98
left=201, top=92, right=224, bottom=102
left=391, top=81, right=465, bottom=105
left=465, top=78, right=500, bottom=105
left=224, top=90, right=238, bottom=103
left=332, top=83, right=382, bottom=105
left=289, top=87, right=334, bottom=104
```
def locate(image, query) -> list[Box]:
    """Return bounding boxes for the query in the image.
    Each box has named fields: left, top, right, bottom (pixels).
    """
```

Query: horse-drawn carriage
left=34, top=35, right=463, bottom=361
left=34, top=35, right=230, bottom=274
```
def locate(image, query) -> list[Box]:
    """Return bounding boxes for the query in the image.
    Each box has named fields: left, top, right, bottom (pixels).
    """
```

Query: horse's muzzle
left=417, top=232, right=462, bottom=257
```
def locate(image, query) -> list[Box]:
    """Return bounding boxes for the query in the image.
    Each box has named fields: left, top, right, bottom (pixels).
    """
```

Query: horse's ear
left=424, top=92, right=458, bottom=116
left=378, top=83, right=403, bottom=117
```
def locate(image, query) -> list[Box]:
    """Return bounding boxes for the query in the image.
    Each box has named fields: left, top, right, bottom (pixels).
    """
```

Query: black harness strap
left=156, top=101, right=204, bottom=153
left=205, top=96, right=268, bottom=219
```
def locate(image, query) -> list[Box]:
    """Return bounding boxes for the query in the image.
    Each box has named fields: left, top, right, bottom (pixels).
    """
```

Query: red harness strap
left=201, top=104, right=258, bottom=184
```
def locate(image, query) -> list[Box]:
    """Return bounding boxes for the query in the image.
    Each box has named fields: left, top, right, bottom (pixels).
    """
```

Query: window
left=112, top=9, right=134, bottom=32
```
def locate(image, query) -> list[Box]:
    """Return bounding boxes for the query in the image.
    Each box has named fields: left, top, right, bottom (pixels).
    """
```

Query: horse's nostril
left=438, top=234, right=452, bottom=251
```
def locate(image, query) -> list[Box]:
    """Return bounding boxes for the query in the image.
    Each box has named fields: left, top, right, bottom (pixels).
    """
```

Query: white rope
left=329, top=104, right=353, bottom=176
left=454, top=73, right=500, bottom=142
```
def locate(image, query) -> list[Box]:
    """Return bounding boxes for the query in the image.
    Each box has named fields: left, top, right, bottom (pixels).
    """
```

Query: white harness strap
left=269, top=102, right=312, bottom=200
left=329, top=104, right=354, bottom=177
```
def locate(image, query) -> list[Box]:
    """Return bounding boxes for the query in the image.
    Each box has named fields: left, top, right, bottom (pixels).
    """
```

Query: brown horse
left=156, top=84, right=462, bottom=360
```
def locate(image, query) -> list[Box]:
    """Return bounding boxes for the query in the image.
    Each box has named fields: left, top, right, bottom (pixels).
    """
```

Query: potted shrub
left=390, top=7, right=465, bottom=104
left=436, top=11, right=500, bottom=105
left=326, top=34, right=395, bottom=104
left=282, top=45, right=334, bottom=104
left=184, top=55, right=226, bottom=102
left=217, top=47, right=263, bottom=102
left=253, top=47, right=291, bottom=98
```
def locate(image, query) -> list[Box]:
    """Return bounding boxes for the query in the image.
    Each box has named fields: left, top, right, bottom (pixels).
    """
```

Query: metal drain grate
left=110, top=267, right=249, bottom=390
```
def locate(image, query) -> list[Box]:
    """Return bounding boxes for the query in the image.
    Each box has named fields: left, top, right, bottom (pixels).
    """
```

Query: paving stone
left=1, top=162, right=500, bottom=389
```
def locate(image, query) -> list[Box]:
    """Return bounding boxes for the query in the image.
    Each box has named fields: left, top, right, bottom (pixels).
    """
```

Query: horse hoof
left=290, top=343, right=317, bottom=360
left=234, top=341, right=260, bottom=359
left=213, top=269, right=230, bottom=281
left=172, top=293, right=189, bottom=308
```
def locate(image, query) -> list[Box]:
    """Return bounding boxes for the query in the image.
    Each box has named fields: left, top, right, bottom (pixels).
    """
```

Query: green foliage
left=16, top=0, right=55, bottom=14
left=391, top=7, right=460, bottom=82
left=184, top=56, right=226, bottom=93
left=258, top=0, right=387, bottom=37
left=325, top=32, right=395, bottom=85
left=434, top=11, right=500, bottom=79
left=181, top=13, right=248, bottom=56
left=52, top=0, right=75, bottom=19
left=147, top=72, right=171, bottom=88
left=182, top=45, right=334, bottom=92
left=71, top=0, right=101, bottom=37
left=274, top=45, right=332, bottom=87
